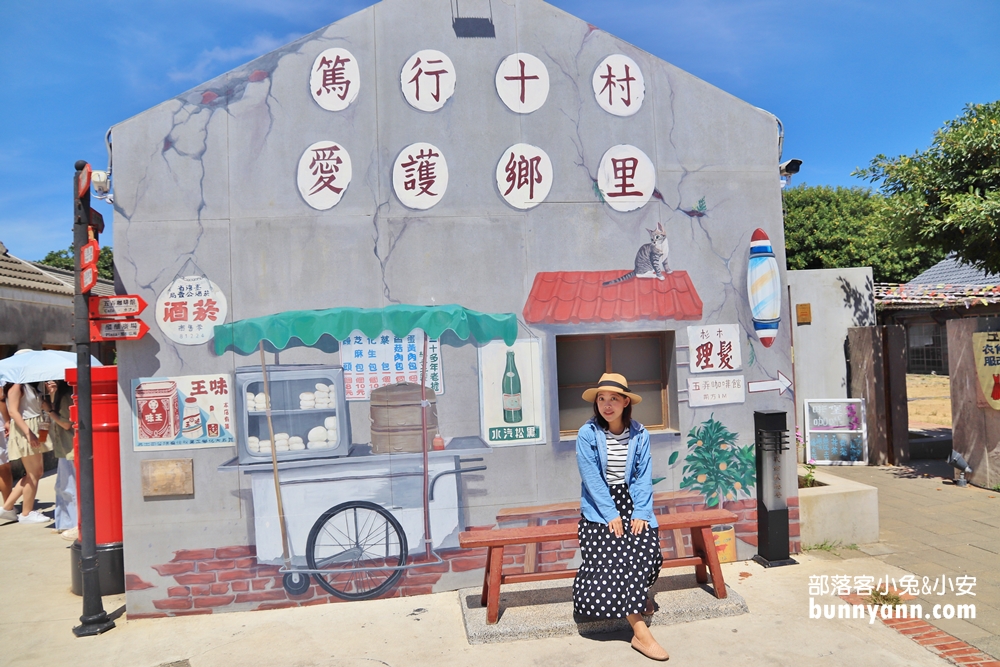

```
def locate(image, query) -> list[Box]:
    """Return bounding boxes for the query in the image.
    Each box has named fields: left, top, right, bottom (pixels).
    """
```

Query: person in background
left=43, top=379, right=77, bottom=540
left=0, top=384, right=17, bottom=516
left=0, top=382, right=52, bottom=524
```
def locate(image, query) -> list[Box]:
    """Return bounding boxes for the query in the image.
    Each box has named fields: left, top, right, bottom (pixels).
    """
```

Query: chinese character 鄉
left=504, top=152, right=543, bottom=200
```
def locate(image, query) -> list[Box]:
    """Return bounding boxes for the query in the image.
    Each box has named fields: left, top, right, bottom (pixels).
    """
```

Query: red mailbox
left=66, top=365, right=124, bottom=595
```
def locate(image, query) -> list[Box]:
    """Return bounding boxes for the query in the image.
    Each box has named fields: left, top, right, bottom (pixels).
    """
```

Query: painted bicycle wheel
left=306, top=500, right=408, bottom=600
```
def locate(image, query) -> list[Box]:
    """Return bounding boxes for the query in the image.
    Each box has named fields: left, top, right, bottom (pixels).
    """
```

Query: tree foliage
left=782, top=184, right=944, bottom=283
left=855, top=101, right=1000, bottom=273
left=38, top=245, right=114, bottom=281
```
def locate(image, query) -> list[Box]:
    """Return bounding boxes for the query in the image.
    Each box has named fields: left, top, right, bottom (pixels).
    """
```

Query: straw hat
left=581, top=373, right=642, bottom=405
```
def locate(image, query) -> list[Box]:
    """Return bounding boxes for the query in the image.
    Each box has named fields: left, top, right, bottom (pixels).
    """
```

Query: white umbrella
left=0, top=350, right=103, bottom=384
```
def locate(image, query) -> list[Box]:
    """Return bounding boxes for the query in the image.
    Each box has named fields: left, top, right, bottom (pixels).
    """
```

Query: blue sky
left=1, top=0, right=997, bottom=262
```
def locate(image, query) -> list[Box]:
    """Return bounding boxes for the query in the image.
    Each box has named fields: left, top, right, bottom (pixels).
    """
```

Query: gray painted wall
left=112, top=0, right=795, bottom=612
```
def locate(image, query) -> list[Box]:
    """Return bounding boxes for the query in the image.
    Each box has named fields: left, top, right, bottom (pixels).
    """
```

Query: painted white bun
left=308, top=426, right=328, bottom=442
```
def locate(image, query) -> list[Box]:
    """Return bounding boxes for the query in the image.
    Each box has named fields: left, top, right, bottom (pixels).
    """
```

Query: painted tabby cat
left=602, top=222, right=670, bottom=286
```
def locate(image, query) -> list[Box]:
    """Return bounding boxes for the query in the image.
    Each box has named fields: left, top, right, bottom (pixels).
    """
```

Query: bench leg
left=693, top=525, right=727, bottom=599
left=689, top=526, right=709, bottom=584
left=486, top=546, right=504, bottom=624
left=480, top=546, right=494, bottom=608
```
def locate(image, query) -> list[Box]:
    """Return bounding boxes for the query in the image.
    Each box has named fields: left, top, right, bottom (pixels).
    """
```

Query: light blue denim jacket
left=576, top=418, right=657, bottom=528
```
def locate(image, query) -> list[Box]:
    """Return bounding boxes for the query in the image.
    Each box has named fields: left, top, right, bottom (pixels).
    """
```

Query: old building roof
left=0, top=245, right=73, bottom=296
left=523, top=271, right=703, bottom=324
left=32, top=263, right=115, bottom=297
left=907, top=255, right=1000, bottom=286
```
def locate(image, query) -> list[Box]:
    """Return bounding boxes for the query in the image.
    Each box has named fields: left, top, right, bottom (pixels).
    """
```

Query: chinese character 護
left=401, top=147, right=441, bottom=197
left=394, top=143, right=448, bottom=210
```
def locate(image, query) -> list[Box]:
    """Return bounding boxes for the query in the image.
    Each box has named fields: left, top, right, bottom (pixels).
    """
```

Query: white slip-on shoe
left=17, top=510, right=49, bottom=524
left=0, top=508, right=17, bottom=523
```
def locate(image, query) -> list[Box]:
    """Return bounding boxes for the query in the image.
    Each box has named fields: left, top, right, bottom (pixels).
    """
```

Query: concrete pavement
left=826, top=458, right=1000, bottom=659
left=0, top=470, right=990, bottom=667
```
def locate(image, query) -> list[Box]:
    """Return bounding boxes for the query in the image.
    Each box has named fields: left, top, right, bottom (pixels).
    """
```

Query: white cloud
left=167, top=32, right=302, bottom=83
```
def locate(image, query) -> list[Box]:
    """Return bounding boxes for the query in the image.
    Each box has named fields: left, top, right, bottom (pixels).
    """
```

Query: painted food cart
left=213, top=305, right=517, bottom=600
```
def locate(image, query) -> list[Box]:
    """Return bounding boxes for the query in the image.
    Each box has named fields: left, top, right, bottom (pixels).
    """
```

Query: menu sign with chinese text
left=131, top=374, right=235, bottom=451
left=340, top=330, right=443, bottom=401
left=687, top=324, right=743, bottom=374
left=478, top=339, right=545, bottom=446
left=155, top=276, right=228, bottom=345
left=804, top=399, right=867, bottom=465
left=972, top=332, right=1000, bottom=410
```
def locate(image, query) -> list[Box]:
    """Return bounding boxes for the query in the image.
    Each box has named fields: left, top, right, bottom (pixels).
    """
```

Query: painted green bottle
left=502, top=350, right=523, bottom=423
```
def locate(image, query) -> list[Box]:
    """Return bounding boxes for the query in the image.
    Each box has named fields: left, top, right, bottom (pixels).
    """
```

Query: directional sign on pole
left=89, top=295, right=148, bottom=319
left=80, top=264, right=98, bottom=294
left=747, top=370, right=793, bottom=395
left=90, top=318, right=149, bottom=341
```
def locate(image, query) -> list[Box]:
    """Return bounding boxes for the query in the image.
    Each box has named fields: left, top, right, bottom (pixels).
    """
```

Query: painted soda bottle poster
left=479, top=339, right=545, bottom=445
left=502, top=350, right=522, bottom=423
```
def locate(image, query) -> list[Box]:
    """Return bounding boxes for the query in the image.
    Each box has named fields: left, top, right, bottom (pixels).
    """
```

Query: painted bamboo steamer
left=369, top=382, right=438, bottom=454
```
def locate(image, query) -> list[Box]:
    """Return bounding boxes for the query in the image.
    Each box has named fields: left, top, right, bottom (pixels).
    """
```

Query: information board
left=804, top=399, right=867, bottom=465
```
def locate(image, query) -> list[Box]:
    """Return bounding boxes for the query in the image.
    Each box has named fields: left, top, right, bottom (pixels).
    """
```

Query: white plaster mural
left=592, top=54, right=645, bottom=116
left=297, top=141, right=352, bottom=210
left=597, top=144, right=655, bottom=212
left=495, top=53, right=549, bottom=114
left=393, top=142, right=448, bottom=209
left=495, top=143, right=552, bottom=209
left=310, top=48, right=361, bottom=111
left=400, top=50, right=456, bottom=112
left=155, top=276, right=228, bottom=346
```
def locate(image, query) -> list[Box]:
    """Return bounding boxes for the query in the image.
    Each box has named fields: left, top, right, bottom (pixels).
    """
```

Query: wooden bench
left=459, top=507, right=738, bottom=624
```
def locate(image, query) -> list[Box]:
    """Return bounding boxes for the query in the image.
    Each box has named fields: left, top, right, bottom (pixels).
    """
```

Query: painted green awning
left=213, top=304, right=518, bottom=355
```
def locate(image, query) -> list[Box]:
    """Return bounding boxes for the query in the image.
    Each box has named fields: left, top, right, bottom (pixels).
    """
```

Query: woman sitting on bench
left=574, top=373, right=669, bottom=662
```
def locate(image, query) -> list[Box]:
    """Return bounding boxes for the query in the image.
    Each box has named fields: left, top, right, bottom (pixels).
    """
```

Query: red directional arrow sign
left=89, top=294, right=148, bottom=319
left=747, top=370, right=793, bottom=395
left=90, top=318, right=150, bottom=341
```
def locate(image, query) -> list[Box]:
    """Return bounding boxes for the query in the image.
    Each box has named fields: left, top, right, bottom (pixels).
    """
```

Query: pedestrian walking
left=0, top=384, right=16, bottom=513
left=0, top=381, right=52, bottom=524
left=573, top=373, right=668, bottom=661
left=43, top=379, right=77, bottom=539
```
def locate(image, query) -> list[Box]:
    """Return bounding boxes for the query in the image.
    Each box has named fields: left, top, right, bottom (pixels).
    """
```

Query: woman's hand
left=28, top=430, right=39, bottom=449
left=607, top=516, right=624, bottom=537
left=630, top=519, right=648, bottom=535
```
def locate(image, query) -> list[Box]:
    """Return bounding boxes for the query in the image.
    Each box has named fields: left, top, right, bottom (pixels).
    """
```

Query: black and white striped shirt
left=604, top=427, right=629, bottom=485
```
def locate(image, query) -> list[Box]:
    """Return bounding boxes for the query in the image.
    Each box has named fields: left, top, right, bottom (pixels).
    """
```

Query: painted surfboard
left=747, top=228, right=781, bottom=348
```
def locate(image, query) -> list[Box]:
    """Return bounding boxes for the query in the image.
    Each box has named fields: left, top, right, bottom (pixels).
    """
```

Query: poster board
left=804, top=399, right=867, bottom=465
left=478, top=338, right=546, bottom=446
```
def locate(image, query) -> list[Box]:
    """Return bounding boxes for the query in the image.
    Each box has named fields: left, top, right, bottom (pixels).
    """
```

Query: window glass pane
left=610, top=336, right=662, bottom=383
left=628, top=382, right=663, bottom=427
left=556, top=337, right=606, bottom=386
left=559, top=386, right=594, bottom=432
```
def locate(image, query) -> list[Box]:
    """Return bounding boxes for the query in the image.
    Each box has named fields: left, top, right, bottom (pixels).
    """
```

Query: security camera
left=92, top=170, right=110, bottom=194
left=779, top=159, right=802, bottom=176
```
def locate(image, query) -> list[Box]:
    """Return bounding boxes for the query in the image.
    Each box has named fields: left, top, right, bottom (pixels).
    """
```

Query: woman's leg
left=0, top=462, right=12, bottom=502
left=627, top=613, right=669, bottom=661
left=55, top=458, right=77, bottom=530
left=18, top=453, right=43, bottom=517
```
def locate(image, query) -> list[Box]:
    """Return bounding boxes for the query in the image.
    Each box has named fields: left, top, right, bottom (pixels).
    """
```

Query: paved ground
left=1, top=466, right=994, bottom=667
left=825, top=458, right=1000, bottom=659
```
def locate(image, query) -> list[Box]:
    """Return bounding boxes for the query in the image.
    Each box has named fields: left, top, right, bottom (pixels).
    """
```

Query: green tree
left=782, top=184, right=943, bottom=283
left=855, top=101, right=1000, bottom=273
left=38, top=245, right=114, bottom=281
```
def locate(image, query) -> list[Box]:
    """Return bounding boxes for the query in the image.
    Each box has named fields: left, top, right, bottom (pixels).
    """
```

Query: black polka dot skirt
left=573, top=483, right=662, bottom=619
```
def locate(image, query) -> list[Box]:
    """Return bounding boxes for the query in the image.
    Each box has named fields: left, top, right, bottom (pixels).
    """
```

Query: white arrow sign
left=747, top=371, right=793, bottom=395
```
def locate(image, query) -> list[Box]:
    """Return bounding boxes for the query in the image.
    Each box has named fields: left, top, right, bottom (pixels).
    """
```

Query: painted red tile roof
left=523, top=271, right=703, bottom=324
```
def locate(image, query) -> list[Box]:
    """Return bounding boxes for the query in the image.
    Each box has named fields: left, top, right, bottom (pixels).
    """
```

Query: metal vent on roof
left=452, top=0, right=495, bottom=38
